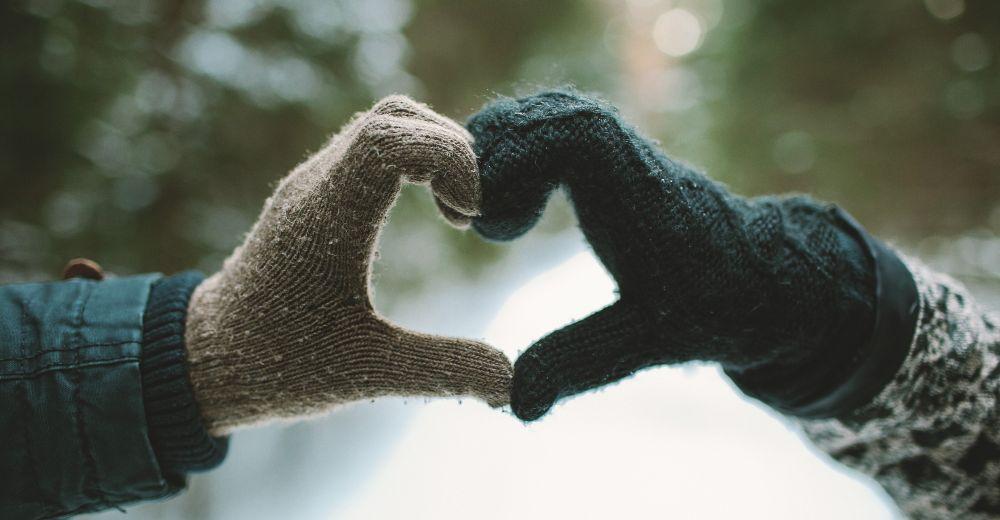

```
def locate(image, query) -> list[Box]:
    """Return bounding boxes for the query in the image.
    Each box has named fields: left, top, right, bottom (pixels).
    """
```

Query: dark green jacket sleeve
left=0, top=273, right=227, bottom=519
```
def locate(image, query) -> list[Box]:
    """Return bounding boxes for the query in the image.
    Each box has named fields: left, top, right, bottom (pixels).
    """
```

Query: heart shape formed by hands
left=184, top=96, right=512, bottom=434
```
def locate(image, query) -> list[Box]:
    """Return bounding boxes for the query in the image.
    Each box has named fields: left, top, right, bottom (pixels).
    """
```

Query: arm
left=0, top=273, right=226, bottom=519
left=0, top=95, right=512, bottom=518
left=468, top=89, right=998, bottom=517
left=800, top=258, right=1000, bottom=518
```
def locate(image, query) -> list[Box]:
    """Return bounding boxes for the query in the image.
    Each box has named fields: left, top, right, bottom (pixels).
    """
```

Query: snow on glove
left=185, top=96, right=512, bottom=434
left=469, top=90, right=918, bottom=422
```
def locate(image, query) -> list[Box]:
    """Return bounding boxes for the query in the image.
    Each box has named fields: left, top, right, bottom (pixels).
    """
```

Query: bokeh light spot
left=924, top=0, right=965, bottom=20
left=951, top=33, right=992, bottom=72
left=112, top=177, right=159, bottom=212
left=772, top=131, right=816, bottom=175
left=653, top=9, right=704, bottom=57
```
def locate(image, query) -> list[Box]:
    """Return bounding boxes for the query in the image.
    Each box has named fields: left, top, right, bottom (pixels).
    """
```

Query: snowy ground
left=88, top=223, right=912, bottom=519
left=333, top=249, right=898, bottom=520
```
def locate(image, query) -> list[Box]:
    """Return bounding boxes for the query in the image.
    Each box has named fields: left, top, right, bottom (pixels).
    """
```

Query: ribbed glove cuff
left=141, top=271, right=229, bottom=476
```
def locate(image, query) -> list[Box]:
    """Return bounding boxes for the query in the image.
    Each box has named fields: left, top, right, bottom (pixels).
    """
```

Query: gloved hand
left=469, top=90, right=916, bottom=421
left=185, top=96, right=512, bottom=434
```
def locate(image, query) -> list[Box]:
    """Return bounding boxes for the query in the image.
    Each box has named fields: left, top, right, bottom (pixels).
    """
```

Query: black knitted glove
left=469, top=90, right=918, bottom=421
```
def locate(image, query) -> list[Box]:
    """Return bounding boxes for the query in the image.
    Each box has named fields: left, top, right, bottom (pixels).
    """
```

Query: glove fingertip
left=511, top=393, right=556, bottom=422
left=510, top=351, right=561, bottom=421
left=434, top=195, right=474, bottom=229
left=470, top=342, right=514, bottom=409
left=427, top=144, right=481, bottom=217
left=472, top=211, right=541, bottom=242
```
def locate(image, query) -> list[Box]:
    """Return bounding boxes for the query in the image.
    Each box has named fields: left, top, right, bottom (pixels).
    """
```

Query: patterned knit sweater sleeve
left=798, top=255, right=1000, bottom=519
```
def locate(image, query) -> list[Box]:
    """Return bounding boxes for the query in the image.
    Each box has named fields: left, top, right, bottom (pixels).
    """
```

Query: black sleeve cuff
left=728, top=208, right=920, bottom=419
left=141, top=271, right=229, bottom=476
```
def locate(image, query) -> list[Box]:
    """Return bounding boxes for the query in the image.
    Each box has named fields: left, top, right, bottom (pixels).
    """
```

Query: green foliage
left=714, top=0, right=1000, bottom=236
left=0, top=0, right=604, bottom=284
left=1, top=0, right=997, bottom=297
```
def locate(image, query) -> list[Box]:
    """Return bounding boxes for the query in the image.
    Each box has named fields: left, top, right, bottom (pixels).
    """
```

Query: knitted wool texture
left=185, top=96, right=512, bottom=434
left=468, top=90, right=877, bottom=421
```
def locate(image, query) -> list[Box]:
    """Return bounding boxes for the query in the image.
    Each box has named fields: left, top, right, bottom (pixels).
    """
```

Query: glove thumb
left=511, top=300, right=653, bottom=421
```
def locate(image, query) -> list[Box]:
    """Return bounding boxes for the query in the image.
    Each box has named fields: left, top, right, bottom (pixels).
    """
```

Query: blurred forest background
left=2, top=0, right=999, bottom=304
left=2, top=0, right=999, bottom=518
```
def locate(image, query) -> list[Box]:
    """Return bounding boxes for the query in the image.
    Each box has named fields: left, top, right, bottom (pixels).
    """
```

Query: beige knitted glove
left=184, top=96, right=512, bottom=434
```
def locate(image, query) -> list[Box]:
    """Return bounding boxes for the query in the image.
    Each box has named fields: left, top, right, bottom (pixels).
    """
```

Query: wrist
left=141, top=271, right=228, bottom=476
left=727, top=208, right=919, bottom=418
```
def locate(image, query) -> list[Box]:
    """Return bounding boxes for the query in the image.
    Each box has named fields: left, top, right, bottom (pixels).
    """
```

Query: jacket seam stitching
left=0, top=357, right=139, bottom=380
left=0, top=341, right=136, bottom=362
